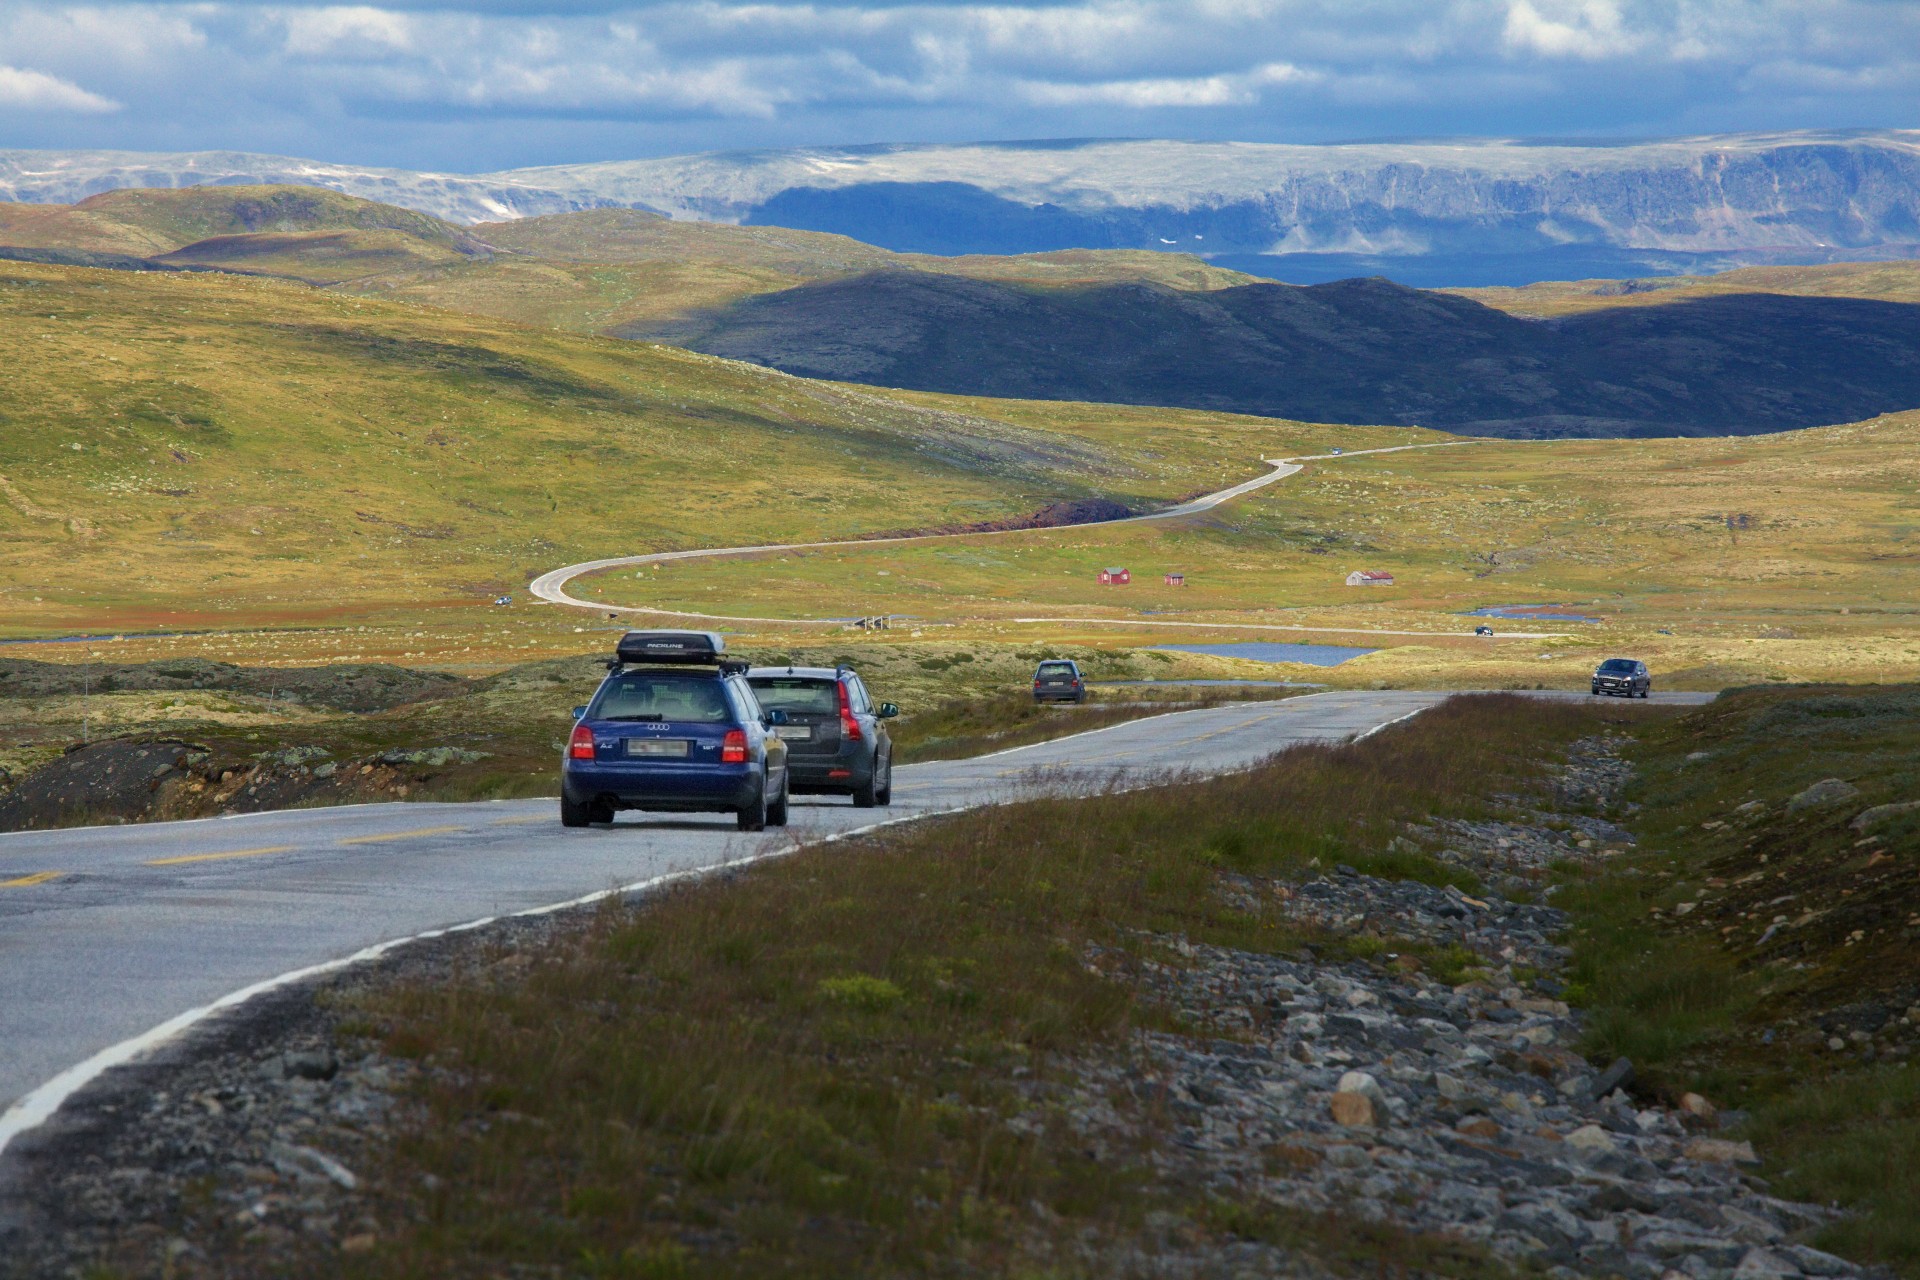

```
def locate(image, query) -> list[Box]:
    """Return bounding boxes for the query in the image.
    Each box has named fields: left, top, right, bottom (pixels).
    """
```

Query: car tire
left=875, top=754, right=893, bottom=807
left=561, top=795, right=594, bottom=828
left=768, top=780, right=790, bottom=828
left=1591, top=687, right=1601, bottom=696
left=852, top=763, right=879, bottom=808
left=737, top=784, right=768, bottom=832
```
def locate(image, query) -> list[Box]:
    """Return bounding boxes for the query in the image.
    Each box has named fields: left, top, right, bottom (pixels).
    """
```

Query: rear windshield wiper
left=599, top=714, right=665, bottom=722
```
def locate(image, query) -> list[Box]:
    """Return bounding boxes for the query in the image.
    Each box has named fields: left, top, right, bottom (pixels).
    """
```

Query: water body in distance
left=1464, top=605, right=1604, bottom=623
left=1152, top=642, right=1378, bottom=667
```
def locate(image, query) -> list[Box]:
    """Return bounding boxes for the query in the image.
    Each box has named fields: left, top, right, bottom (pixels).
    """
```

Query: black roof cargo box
left=615, top=630, right=726, bottom=665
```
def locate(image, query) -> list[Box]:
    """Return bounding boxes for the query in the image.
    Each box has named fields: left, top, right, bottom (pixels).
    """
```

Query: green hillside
left=1456, top=258, right=1920, bottom=318
left=0, top=184, right=484, bottom=259
left=0, top=258, right=1376, bottom=640
left=0, top=187, right=1253, bottom=334
left=349, top=208, right=1253, bottom=334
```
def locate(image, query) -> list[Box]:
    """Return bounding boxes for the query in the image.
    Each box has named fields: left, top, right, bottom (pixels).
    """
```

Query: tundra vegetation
left=63, top=692, right=1914, bottom=1277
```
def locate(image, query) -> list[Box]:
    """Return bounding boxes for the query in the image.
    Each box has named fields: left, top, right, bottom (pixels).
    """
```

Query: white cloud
left=0, top=1, right=1914, bottom=163
left=1502, top=0, right=1641, bottom=60
left=1021, top=58, right=1314, bottom=108
left=283, top=6, right=415, bottom=55
left=0, top=64, right=119, bottom=113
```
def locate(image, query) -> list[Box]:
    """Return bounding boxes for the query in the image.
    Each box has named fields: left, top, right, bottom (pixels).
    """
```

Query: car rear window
left=747, top=677, right=839, bottom=715
left=1598, top=659, right=1638, bottom=673
left=1037, top=662, right=1076, bottom=676
left=591, top=672, right=732, bottom=722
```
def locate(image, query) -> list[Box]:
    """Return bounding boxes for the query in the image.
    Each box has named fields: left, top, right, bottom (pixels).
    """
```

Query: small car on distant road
left=562, top=630, right=789, bottom=830
left=746, top=665, right=898, bottom=807
left=1591, top=657, right=1651, bottom=698
left=1032, top=659, right=1087, bottom=704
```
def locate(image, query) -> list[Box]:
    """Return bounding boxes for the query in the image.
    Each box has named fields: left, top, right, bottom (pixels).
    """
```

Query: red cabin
left=1164, top=572, right=1186, bottom=586
left=1098, top=567, right=1131, bottom=585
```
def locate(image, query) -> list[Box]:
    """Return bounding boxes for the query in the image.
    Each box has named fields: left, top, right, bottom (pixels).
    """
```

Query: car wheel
left=875, top=754, right=893, bottom=807
left=767, top=780, right=790, bottom=827
left=561, top=795, right=594, bottom=828
left=851, top=767, right=879, bottom=808
left=1591, top=687, right=1601, bottom=696
left=737, top=784, right=768, bottom=832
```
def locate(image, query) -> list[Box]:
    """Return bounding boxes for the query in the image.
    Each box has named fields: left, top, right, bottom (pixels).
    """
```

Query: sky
left=0, top=0, right=1914, bottom=173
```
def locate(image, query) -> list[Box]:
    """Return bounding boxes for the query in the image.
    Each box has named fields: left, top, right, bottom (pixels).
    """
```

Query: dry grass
left=1453, top=259, right=1920, bottom=319
left=315, top=694, right=1607, bottom=1278
left=1556, top=683, right=1920, bottom=1273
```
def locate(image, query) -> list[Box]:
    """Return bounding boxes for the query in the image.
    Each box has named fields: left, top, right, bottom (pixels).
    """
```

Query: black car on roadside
left=1031, top=658, right=1087, bottom=704
left=1591, top=657, right=1651, bottom=698
left=746, top=665, right=898, bottom=807
left=562, top=631, right=790, bottom=830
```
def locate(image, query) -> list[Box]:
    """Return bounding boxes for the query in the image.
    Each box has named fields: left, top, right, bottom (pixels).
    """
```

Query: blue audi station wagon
left=562, top=631, right=789, bottom=831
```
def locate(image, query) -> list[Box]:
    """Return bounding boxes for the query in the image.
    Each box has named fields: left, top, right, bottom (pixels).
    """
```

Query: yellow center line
left=1, top=870, right=63, bottom=888
left=488, top=815, right=546, bottom=826
left=339, top=824, right=465, bottom=846
left=146, top=845, right=295, bottom=867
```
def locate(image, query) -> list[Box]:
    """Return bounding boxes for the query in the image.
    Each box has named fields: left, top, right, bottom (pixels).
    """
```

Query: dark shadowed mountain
left=635, top=271, right=1920, bottom=438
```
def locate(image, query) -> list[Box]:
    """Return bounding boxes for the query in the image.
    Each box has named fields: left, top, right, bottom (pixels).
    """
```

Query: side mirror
left=765, top=708, right=790, bottom=725
left=571, top=705, right=588, bottom=720
left=878, top=702, right=900, bottom=719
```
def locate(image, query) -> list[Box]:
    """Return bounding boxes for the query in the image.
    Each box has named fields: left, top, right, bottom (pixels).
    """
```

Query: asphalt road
left=0, top=688, right=1715, bottom=1155
left=523, top=442, right=1571, bottom=640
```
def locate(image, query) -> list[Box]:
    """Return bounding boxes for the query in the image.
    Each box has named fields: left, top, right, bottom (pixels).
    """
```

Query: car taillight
left=838, top=682, right=862, bottom=742
left=721, top=729, right=748, bottom=763
left=568, top=723, right=596, bottom=760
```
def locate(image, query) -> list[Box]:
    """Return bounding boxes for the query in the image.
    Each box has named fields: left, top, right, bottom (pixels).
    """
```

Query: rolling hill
left=0, top=189, right=1251, bottom=327
left=0, top=256, right=1410, bottom=639
left=637, top=269, right=1920, bottom=438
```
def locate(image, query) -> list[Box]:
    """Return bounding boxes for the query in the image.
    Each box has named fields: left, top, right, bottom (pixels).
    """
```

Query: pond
left=1151, top=642, right=1378, bottom=667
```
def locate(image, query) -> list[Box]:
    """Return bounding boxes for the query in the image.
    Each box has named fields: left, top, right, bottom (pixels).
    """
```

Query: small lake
left=1152, top=642, right=1378, bottom=667
left=1464, top=605, right=1603, bottom=623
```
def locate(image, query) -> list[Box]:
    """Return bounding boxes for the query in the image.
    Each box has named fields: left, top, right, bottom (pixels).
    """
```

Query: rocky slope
left=4, top=131, right=1917, bottom=266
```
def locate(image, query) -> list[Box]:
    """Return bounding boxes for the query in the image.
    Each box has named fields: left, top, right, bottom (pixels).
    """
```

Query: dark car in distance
left=1591, top=657, right=1651, bottom=698
left=746, top=666, right=897, bottom=807
left=1032, top=659, right=1087, bottom=704
left=562, top=631, right=789, bottom=830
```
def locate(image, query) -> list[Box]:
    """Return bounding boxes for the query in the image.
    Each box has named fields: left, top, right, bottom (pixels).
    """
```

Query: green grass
left=2, top=257, right=1362, bottom=638
left=1555, top=683, right=1920, bottom=1274
left=263, top=694, right=1607, bottom=1279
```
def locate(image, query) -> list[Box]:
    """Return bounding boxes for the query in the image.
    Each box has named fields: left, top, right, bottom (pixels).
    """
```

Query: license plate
left=625, top=738, right=689, bottom=758
left=774, top=725, right=814, bottom=741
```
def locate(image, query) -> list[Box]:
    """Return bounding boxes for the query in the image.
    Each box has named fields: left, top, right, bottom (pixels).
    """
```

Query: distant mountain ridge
left=3, top=132, right=1918, bottom=274
left=638, top=269, right=1920, bottom=439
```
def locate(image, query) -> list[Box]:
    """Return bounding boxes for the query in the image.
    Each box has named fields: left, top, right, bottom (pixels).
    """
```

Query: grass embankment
left=306, top=695, right=1609, bottom=1278
left=1557, top=685, right=1920, bottom=1273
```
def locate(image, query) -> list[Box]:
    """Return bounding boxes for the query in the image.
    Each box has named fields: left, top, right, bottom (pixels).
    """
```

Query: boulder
left=1850, top=800, right=1920, bottom=833
left=1787, top=779, right=1859, bottom=811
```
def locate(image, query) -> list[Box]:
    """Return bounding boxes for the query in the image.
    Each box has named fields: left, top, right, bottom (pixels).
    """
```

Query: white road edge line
left=0, top=806, right=965, bottom=1162
left=0, top=691, right=1443, bottom=1158
left=1350, top=704, right=1433, bottom=743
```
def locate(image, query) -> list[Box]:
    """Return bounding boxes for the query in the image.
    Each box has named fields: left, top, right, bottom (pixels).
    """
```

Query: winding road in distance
left=528, top=442, right=1570, bottom=640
